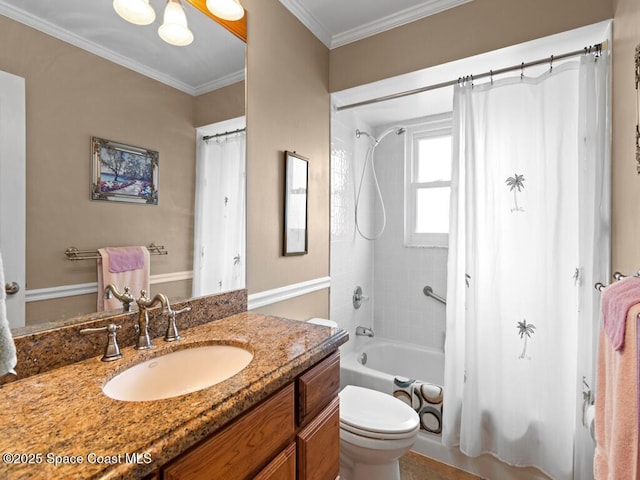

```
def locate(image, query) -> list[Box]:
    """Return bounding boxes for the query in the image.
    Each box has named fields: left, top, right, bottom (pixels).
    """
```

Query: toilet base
left=340, top=455, right=401, bottom=480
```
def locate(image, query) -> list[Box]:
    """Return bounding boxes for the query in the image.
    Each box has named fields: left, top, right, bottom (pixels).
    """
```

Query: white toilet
left=339, top=385, right=420, bottom=480
left=307, top=318, right=420, bottom=480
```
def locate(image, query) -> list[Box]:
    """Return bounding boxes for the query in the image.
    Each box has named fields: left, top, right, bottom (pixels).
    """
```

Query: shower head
left=376, top=125, right=407, bottom=144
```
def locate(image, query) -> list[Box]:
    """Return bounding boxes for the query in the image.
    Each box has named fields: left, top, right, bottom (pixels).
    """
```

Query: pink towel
left=105, top=247, right=145, bottom=273
left=593, top=303, right=639, bottom=479
left=601, top=277, right=640, bottom=350
left=97, top=247, right=150, bottom=311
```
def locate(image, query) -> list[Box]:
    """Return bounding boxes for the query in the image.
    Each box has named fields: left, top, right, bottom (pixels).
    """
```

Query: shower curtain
left=192, top=129, right=246, bottom=296
left=444, top=53, right=610, bottom=480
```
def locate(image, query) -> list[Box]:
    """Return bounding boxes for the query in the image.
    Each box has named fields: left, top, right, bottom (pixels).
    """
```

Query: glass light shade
left=113, top=0, right=156, bottom=26
left=158, top=0, right=194, bottom=46
left=206, top=0, right=244, bottom=21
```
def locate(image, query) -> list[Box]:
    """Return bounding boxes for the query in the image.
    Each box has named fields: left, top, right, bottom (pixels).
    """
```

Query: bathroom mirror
left=0, top=0, right=246, bottom=334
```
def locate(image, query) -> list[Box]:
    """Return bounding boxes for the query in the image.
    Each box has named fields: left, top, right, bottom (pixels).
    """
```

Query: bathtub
left=340, top=337, right=550, bottom=480
left=340, top=337, right=443, bottom=393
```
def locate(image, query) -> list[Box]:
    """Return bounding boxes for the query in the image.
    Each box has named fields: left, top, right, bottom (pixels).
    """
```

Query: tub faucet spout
left=356, top=326, right=374, bottom=337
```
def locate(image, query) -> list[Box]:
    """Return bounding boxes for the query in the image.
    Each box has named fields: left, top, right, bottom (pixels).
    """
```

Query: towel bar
left=65, top=243, right=168, bottom=261
left=594, top=271, right=640, bottom=292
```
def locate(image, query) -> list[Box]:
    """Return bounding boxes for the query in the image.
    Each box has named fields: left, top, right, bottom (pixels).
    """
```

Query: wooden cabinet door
left=163, top=384, right=295, bottom=480
left=297, top=351, right=340, bottom=426
left=296, top=396, right=340, bottom=480
left=253, top=443, right=296, bottom=480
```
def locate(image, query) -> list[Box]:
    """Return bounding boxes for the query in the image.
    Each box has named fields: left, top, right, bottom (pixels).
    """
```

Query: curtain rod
left=202, top=127, right=246, bottom=142
left=336, top=42, right=607, bottom=112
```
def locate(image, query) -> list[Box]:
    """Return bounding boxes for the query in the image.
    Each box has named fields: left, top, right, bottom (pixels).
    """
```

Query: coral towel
left=97, top=247, right=149, bottom=311
left=601, top=276, right=640, bottom=350
left=594, top=303, right=639, bottom=479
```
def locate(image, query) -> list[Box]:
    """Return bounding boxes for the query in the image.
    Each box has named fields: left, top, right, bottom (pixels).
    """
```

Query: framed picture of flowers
left=91, top=136, right=158, bottom=204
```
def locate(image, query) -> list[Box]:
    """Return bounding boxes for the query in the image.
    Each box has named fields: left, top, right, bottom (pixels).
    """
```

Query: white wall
left=331, top=112, right=449, bottom=353
left=372, top=125, right=448, bottom=351
left=330, top=112, right=375, bottom=352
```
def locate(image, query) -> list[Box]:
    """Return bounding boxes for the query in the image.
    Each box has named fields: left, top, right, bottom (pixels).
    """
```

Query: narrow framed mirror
left=283, top=151, right=309, bottom=256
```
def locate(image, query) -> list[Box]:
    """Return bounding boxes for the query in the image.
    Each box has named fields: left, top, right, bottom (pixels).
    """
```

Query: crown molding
left=193, top=68, right=245, bottom=96
left=279, top=0, right=332, bottom=48
left=280, top=0, right=473, bottom=50
left=0, top=1, right=204, bottom=95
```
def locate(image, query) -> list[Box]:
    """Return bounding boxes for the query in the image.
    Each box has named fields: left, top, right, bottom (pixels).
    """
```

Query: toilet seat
left=339, top=386, right=419, bottom=440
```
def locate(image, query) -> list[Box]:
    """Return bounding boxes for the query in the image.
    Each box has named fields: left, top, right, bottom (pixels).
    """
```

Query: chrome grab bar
left=423, top=285, right=446, bottom=305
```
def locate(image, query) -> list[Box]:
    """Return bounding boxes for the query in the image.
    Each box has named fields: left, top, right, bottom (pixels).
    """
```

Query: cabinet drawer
left=297, top=350, right=340, bottom=426
left=253, top=442, right=296, bottom=480
left=163, top=384, right=295, bottom=480
left=296, top=396, right=340, bottom=480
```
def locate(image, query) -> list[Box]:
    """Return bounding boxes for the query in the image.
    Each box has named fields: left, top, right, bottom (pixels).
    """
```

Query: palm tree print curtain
left=443, top=53, right=610, bottom=480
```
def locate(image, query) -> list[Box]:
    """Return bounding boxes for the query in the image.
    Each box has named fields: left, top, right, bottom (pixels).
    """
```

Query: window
left=405, top=114, right=453, bottom=247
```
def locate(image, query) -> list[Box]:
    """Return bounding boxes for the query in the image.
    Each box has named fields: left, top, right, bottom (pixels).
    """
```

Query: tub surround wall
left=1, top=289, right=247, bottom=385
left=330, top=113, right=375, bottom=352
left=372, top=131, right=448, bottom=351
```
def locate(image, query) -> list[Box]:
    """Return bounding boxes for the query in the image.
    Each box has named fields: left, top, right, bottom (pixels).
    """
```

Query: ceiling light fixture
left=113, top=0, right=156, bottom=26
left=158, top=0, right=194, bottom=47
left=205, top=0, right=244, bottom=21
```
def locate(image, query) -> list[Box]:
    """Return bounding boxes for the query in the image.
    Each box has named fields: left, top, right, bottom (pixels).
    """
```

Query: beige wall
left=243, top=0, right=331, bottom=318
left=330, top=0, right=613, bottom=92
left=195, top=81, right=245, bottom=128
left=0, top=16, right=244, bottom=324
left=612, top=0, right=640, bottom=272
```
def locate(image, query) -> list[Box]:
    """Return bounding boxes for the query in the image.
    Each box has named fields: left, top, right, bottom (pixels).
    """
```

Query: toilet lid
left=339, top=385, right=419, bottom=436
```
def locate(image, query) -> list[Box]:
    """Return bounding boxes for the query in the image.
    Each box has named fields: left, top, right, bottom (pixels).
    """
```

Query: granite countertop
left=0, top=312, right=348, bottom=479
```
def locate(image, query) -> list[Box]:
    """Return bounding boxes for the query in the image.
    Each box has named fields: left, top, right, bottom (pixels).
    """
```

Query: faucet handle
left=164, top=306, right=191, bottom=342
left=80, top=324, right=123, bottom=362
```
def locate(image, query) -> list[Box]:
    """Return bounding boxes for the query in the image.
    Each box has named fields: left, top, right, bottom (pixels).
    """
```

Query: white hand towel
left=0, top=251, right=17, bottom=376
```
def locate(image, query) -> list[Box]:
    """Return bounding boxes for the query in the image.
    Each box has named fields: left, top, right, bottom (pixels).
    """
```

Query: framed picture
left=283, top=151, right=308, bottom=256
left=91, top=136, right=159, bottom=204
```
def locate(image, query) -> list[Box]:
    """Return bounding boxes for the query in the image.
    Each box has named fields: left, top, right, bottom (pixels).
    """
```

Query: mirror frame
left=185, top=0, right=247, bottom=42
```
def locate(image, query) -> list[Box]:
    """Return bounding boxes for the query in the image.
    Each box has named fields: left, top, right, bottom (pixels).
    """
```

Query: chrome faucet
left=134, top=290, right=172, bottom=350
left=104, top=284, right=135, bottom=312
left=355, top=326, right=375, bottom=337
left=80, top=323, right=123, bottom=361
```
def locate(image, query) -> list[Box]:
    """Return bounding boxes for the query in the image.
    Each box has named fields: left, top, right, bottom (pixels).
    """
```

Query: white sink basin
left=103, top=344, right=253, bottom=402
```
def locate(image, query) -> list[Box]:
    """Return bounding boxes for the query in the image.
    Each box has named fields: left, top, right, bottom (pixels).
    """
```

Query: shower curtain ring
left=549, top=55, right=554, bottom=73
left=520, top=62, right=525, bottom=80
left=490, top=70, right=493, bottom=85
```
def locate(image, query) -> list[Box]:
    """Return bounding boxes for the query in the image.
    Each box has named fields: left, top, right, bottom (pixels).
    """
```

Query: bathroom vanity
left=0, top=312, right=347, bottom=479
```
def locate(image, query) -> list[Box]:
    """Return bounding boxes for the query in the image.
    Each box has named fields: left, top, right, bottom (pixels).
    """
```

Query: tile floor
left=399, top=452, right=484, bottom=480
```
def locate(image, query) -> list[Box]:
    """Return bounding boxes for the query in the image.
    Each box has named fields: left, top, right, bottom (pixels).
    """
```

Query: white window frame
left=404, top=113, right=453, bottom=248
